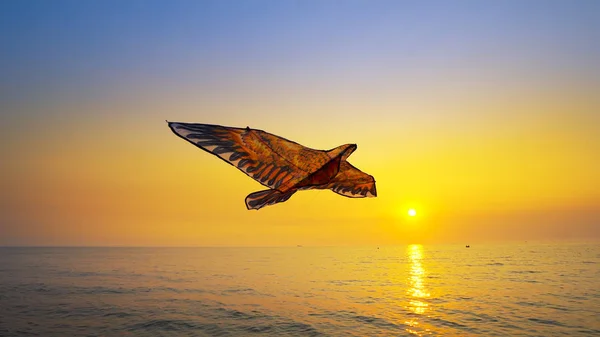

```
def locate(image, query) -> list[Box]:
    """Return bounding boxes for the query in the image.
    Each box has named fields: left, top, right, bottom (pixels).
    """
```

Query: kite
left=167, top=122, right=377, bottom=210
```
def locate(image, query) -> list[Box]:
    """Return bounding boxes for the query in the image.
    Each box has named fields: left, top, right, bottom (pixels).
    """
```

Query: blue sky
left=2, top=0, right=598, bottom=104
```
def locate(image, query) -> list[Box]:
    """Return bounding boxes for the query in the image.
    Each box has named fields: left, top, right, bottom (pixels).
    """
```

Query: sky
left=1, top=0, right=599, bottom=246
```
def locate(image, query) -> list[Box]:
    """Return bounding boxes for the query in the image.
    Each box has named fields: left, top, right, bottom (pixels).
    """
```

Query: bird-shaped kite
left=167, top=122, right=377, bottom=210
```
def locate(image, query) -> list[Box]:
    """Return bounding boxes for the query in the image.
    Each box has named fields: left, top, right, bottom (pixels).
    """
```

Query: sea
left=0, top=243, right=598, bottom=336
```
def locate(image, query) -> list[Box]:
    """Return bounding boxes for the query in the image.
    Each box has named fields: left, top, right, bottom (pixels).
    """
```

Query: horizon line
left=1, top=240, right=597, bottom=249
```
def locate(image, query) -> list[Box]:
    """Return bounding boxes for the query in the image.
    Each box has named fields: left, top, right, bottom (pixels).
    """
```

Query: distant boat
left=466, top=245, right=470, bottom=248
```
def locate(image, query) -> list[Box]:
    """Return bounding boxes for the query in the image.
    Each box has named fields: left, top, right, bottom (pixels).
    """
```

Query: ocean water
left=0, top=244, right=598, bottom=336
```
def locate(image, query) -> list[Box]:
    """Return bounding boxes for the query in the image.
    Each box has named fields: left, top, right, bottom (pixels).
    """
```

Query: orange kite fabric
left=168, top=122, right=377, bottom=210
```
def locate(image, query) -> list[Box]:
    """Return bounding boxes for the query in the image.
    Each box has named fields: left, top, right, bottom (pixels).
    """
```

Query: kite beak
left=341, top=144, right=357, bottom=161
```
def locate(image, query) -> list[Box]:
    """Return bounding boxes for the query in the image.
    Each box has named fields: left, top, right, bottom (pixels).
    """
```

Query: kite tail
left=245, top=189, right=296, bottom=210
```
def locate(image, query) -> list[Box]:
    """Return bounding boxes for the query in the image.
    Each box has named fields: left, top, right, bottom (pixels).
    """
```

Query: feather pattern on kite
left=167, top=122, right=377, bottom=210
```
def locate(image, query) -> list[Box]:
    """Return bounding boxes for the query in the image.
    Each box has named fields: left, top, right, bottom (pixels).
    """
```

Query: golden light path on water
left=405, top=244, right=431, bottom=336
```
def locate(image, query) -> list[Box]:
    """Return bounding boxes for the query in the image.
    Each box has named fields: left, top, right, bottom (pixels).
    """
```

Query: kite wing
left=325, top=161, right=377, bottom=198
left=167, top=122, right=333, bottom=191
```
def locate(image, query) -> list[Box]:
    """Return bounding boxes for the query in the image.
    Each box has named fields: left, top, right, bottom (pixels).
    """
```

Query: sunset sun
left=408, top=209, right=417, bottom=217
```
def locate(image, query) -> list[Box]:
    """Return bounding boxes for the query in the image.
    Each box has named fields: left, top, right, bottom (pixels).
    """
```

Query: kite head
left=328, top=143, right=357, bottom=161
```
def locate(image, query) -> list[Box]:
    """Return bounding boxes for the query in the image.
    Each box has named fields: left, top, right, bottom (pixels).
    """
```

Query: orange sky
left=1, top=1, right=599, bottom=246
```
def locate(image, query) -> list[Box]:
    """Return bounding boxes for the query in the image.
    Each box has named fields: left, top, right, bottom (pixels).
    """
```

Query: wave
left=128, top=319, right=228, bottom=335
left=528, top=318, right=566, bottom=327
left=510, top=270, right=542, bottom=274
left=486, top=262, right=504, bottom=266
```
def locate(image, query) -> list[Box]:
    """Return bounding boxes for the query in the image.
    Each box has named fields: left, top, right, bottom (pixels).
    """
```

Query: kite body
left=167, top=122, right=377, bottom=210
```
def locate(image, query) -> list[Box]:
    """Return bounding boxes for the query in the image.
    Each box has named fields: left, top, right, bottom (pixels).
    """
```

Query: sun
left=408, top=209, right=417, bottom=217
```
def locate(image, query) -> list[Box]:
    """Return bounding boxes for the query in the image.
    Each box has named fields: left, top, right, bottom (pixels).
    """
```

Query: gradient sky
left=1, top=0, right=599, bottom=246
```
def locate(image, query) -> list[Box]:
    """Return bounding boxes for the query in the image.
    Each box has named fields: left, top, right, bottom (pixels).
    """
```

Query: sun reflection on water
left=405, top=244, right=431, bottom=336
